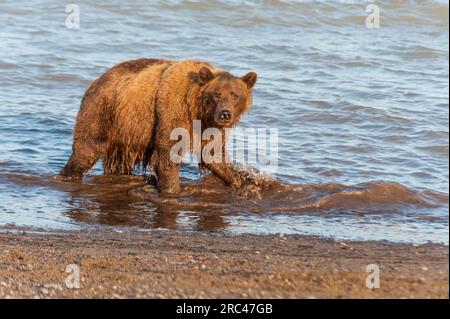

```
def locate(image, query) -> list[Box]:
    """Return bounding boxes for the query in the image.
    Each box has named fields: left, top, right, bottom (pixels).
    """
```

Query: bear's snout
left=214, top=107, right=234, bottom=126
left=219, top=109, right=232, bottom=121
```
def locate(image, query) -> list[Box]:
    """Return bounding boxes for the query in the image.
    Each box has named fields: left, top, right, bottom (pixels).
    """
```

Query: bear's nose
left=219, top=109, right=232, bottom=120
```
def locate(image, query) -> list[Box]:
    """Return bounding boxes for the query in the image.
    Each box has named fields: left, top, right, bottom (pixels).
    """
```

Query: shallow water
left=0, top=0, right=448, bottom=243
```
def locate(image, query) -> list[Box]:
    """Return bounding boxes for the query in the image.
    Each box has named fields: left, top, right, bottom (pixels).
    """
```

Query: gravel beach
left=0, top=227, right=447, bottom=299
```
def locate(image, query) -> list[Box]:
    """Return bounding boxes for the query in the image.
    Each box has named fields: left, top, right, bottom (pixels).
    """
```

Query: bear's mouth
left=215, top=119, right=233, bottom=127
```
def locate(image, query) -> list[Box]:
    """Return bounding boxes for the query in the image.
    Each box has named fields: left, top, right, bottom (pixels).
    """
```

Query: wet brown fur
left=61, top=58, right=257, bottom=194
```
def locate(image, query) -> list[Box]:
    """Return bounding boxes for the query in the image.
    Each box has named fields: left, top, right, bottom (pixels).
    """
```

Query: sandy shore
left=0, top=227, right=448, bottom=299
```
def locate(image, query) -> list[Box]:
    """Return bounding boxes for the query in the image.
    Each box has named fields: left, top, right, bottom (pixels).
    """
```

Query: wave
left=1, top=169, right=446, bottom=216
left=157, top=0, right=449, bottom=28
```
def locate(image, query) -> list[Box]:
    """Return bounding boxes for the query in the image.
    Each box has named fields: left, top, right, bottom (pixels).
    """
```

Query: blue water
left=0, top=0, right=448, bottom=243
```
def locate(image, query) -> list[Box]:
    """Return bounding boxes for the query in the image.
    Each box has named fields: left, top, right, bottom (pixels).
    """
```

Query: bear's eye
left=230, top=92, right=238, bottom=99
left=213, top=92, right=221, bottom=99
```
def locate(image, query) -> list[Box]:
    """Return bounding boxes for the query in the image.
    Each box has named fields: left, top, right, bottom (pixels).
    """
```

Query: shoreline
left=0, top=227, right=448, bottom=298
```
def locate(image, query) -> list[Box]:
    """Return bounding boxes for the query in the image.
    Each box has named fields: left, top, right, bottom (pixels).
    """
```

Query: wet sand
left=0, top=227, right=448, bottom=299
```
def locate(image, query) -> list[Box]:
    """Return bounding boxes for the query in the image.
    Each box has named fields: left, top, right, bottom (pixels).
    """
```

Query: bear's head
left=198, top=67, right=257, bottom=128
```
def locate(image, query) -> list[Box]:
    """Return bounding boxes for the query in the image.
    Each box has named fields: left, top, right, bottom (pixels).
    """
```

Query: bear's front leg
left=156, top=146, right=181, bottom=195
left=203, top=161, right=243, bottom=189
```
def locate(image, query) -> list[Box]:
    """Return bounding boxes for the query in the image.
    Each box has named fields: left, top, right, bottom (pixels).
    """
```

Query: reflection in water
left=62, top=174, right=229, bottom=231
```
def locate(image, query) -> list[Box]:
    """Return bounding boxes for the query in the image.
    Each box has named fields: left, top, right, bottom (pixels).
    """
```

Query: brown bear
left=61, top=58, right=257, bottom=194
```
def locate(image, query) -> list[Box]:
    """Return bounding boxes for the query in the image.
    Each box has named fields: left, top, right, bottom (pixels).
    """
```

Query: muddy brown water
left=0, top=169, right=447, bottom=243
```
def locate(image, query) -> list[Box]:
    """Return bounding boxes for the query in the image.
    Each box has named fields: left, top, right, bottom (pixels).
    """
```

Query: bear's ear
left=241, top=72, right=257, bottom=89
left=198, top=67, right=214, bottom=85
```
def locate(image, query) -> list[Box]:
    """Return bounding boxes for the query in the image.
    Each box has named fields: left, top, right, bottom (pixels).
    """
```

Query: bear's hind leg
left=60, top=139, right=101, bottom=180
